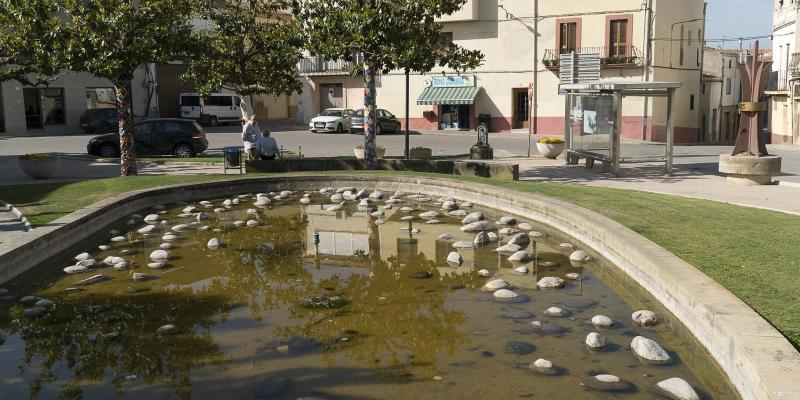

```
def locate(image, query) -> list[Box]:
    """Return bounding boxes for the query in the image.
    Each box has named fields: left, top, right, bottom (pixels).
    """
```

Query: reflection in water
left=0, top=191, right=738, bottom=399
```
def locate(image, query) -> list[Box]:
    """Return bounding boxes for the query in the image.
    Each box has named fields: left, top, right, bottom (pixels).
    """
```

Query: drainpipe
left=529, top=0, right=539, bottom=157
left=641, top=0, right=653, bottom=141
left=698, top=2, right=707, bottom=142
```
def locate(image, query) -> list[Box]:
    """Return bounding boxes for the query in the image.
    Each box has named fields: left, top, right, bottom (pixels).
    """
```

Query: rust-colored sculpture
left=732, top=41, right=772, bottom=156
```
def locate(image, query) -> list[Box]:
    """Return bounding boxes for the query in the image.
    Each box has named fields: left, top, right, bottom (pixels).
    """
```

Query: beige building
left=702, top=48, right=742, bottom=143
left=767, top=0, right=798, bottom=145
left=298, top=0, right=706, bottom=143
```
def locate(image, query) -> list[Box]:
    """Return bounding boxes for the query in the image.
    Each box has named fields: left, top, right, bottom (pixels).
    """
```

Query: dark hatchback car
left=79, top=108, right=118, bottom=133
left=350, top=109, right=401, bottom=134
left=86, top=119, right=208, bottom=158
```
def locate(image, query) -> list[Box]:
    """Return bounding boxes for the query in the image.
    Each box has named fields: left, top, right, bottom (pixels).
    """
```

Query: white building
left=767, top=0, right=798, bottom=145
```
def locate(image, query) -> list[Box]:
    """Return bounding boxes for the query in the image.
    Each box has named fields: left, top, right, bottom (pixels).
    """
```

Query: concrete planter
left=719, top=154, right=782, bottom=185
left=354, top=147, right=386, bottom=160
left=18, top=157, right=60, bottom=179
left=409, top=147, right=432, bottom=160
left=536, top=142, right=566, bottom=159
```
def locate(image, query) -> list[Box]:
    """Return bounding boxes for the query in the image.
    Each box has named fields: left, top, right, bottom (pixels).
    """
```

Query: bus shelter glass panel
left=567, top=94, right=614, bottom=160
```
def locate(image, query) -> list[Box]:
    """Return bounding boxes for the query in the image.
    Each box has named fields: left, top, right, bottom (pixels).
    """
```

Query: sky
left=705, top=0, right=773, bottom=49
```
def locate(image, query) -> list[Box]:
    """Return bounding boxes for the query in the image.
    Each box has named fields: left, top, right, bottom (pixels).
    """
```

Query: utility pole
left=404, top=69, right=410, bottom=159
left=529, top=0, right=539, bottom=157
left=642, top=0, right=653, bottom=141
left=698, top=2, right=707, bottom=143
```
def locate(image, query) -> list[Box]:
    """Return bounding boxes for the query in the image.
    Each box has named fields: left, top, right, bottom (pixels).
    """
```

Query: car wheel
left=337, top=123, right=343, bottom=133
left=173, top=144, right=194, bottom=158
left=99, top=143, right=119, bottom=158
left=209, top=117, right=218, bottom=127
left=375, top=124, right=382, bottom=135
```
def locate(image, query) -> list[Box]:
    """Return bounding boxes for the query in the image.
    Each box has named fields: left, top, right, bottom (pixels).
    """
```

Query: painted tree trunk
left=363, top=62, right=378, bottom=169
left=115, top=82, right=137, bottom=176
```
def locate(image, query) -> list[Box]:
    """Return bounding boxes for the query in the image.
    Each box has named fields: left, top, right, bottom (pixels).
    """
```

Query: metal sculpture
left=363, top=62, right=378, bottom=169
left=732, top=41, right=772, bottom=156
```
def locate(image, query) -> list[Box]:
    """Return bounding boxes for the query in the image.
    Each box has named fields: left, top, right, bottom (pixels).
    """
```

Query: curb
left=778, top=180, right=800, bottom=189
left=0, top=200, right=33, bottom=232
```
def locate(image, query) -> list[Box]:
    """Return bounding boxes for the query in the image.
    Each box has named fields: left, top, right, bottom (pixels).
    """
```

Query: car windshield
left=319, top=110, right=343, bottom=117
left=353, top=110, right=364, bottom=118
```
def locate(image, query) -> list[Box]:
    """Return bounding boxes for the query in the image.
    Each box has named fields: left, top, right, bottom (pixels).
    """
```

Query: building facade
left=702, top=48, right=742, bottom=143
left=297, top=0, right=706, bottom=143
left=767, top=0, right=798, bottom=145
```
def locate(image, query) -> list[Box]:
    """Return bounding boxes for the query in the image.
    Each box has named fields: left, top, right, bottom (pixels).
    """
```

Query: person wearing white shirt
left=255, top=130, right=279, bottom=160
left=241, top=114, right=260, bottom=160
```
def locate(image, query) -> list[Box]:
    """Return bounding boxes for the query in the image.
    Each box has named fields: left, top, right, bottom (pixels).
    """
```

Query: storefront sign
left=429, top=75, right=476, bottom=88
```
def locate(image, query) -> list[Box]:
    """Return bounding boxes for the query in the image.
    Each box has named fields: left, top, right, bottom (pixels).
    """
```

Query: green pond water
left=0, top=190, right=739, bottom=399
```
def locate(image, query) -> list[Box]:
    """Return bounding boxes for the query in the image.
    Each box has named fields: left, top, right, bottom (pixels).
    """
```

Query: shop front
left=417, top=75, right=480, bottom=131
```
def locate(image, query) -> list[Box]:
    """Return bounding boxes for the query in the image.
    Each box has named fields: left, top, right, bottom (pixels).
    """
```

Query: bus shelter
left=559, top=81, right=681, bottom=176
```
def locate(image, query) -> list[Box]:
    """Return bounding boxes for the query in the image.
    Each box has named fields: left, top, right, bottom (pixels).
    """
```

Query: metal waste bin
left=478, top=113, right=491, bottom=133
left=224, top=146, right=243, bottom=174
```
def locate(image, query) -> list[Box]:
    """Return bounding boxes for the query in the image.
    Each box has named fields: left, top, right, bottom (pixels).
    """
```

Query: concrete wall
left=768, top=2, right=797, bottom=145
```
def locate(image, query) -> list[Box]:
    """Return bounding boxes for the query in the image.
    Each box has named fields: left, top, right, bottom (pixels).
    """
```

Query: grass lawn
left=0, top=171, right=797, bottom=350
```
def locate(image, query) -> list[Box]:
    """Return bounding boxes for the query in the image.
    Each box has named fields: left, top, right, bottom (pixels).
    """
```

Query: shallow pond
left=0, top=189, right=738, bottom=399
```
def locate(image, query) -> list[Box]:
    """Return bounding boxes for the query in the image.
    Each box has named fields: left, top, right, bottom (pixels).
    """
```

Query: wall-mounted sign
left=430, top=75, right=476, bottom=88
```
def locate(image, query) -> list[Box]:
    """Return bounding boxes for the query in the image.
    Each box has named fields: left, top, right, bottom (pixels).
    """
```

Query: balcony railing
left=543, top=46, right=643, bottom=69
left=298, top=54, right=364, bottom=76
left=766, top=70, right=791, bottom=92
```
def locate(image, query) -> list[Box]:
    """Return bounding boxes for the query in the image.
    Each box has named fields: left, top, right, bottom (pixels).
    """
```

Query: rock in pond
left=460, top=221, right=496, bottom=232
left=150, top=249, right=169, bottom=261
left=400, top=216, right=415, bottom=222
left=507, top=233, right=530, bottom=247
left=64, top=265, right=89, bottom=274
left=23, top=306, right=48, bottom=319
left=160, top=243, right=174, bottom=250
left=481, top=279, right=509, bottom=292
left=528, top=358, right=556, bottom=375
left=473, top=232, right=491, bottom=246
left=147, top=262, right=166, bottom=269
left=103, top=256, right=126, bottom=266
left=498, top=216, right=517, bottom=225
left=437, top=233, right=454, bottom=240
left=493, top=289, right=519, bottom=300
left=514, top=266, right=529, bottom=274
left=537, top=277, right=565, bottom=289
left=446, top=252, right=463, bottom=265
left=591, top=315, right=614, bottom=328
left=75, top=252, right=92, bottom=261
left=543, top=306, right=567, bottom=317
left=113, top=261, right=130, bottom=271
left=631, top=336, right=671, bottom=364
left=477, top=269, right=491, bottom=277
left=585, top=332, right=608, bottom=350
left=529, top=321, right=568, bottom=335
left=157, top=324, right=178, bottom=335
left=441, top=200, right=458, bottom=210
left=508, top=251, right=533, bottom=262
left=655, top=377, right=700, bottom=400
left=499, top=227, right=519, bottom=235
left=410, top=271, right=433, bottom=279
left=247, top=220, right=260, bottom=227
left=207, top=238, right=221, bottom=250
left=35, top=298, right=55, bottom=309
left=132, top=272, right=155, bottom=282
left=585, top=374, right=633, bottom=392
left=448, top=209, right=468, bottom=218
left=500, top=310, right=533, bottom=319
left=569, top=250, right=591, bottom=262
left=505, top=340, right=535, bottom=355
left=461, top=212, right=484, bottom=225
left=452, top=241, right=474, bottom=249
left=171, top=224, right=191, bottom=233
left=98, top=245, right=112, bottom=251
left=517, top=222, right=534, bottom=231
left=528, top=230, right=545, bottom=238
left=565, top=272, right=581, bottom=280
left=494, top=243, right=522, bottom=253
left=76, top=274, right=110, bottom=286
left=20, top=296, right=40, bottom=306
left=299, top=294, right=347, bottom=309
left=632, top=310, right=659, bottom=327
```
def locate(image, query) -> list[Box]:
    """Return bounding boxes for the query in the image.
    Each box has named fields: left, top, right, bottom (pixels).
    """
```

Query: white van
left=179, top=93, right=244, bottom=126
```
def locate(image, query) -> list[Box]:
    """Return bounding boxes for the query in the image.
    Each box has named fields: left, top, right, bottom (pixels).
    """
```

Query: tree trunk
left=363, top=62, right=378, bottom=169
left=115, top=81, right=137, bottom=176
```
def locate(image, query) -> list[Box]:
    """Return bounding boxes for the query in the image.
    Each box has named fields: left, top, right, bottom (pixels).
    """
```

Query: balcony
left=543, top=46, right=643, bottom=71
left=298, top=54, right=364, bottom=76
left=766, top=71, right=791, bottom=94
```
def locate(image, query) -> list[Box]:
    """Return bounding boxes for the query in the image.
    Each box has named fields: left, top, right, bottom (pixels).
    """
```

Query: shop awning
left=416, top=86, right=480, bottom=105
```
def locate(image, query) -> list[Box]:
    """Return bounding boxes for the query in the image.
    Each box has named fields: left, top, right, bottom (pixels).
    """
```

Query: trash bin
left=223, top=146, right=243, bottom=174
left=478, top=113, right=491, bottom=133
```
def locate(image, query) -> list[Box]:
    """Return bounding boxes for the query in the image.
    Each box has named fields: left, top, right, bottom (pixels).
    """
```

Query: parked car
left=79, top=108, right=118, bottom=133
left=350, top=109, right=401, bottom=134
left=309, top=108, right=354, bottom=133
left=179, top=92, right=244, bottom=127
left=86, top=118, right=208, bottom=158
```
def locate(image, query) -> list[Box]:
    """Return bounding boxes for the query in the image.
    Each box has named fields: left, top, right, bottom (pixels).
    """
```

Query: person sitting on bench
left=255, top=130, right=279, bottom=160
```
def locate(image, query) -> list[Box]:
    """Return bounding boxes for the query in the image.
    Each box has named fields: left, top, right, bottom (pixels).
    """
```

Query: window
left=216, top=96, right=233, bottom=107
left=690, top=94, right=695, bottom=110
left=726, top=78, right=732, bottom=95
left=181, top=96, right=200, bottom=107
left=439, top=32, right=453, bottom=48
left=86, top=88, right=116, bottom=110
left=729, top=59, right=732, bottom=69
left=559, top=22, right=578, bottom=54
left=679, top=25, right=685, bottom=66
left=135, top=122, right=153, bottom=138
left=41, top=88, right=65, bottom=125
left=609, top=19, right=629, bottom=57
left=155, top=121, right=183, bottom=137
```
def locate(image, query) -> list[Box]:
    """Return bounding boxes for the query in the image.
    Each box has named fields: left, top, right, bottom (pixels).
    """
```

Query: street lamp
left=670, top=18, right=703, bottom=68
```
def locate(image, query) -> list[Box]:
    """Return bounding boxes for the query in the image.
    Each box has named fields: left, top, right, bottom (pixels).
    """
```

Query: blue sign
left=431, top=75, right=476, bottom=88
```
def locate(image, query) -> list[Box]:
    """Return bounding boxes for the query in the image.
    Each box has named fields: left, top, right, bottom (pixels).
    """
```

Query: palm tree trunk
left=115, top=81, right=137, bottom=176
left=363, top=61, right=378, bottom=169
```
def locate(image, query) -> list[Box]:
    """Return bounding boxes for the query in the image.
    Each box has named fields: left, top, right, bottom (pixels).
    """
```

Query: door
left=151, top=121, right=184, bottom=154
left=320, top=84, right=343, bottom=111
left=134, top=122, right=156, bottom=155
left=180, top=95, right=201, bottom=119
left=213, top=95, right=236, bottom=121
left=23, top=88, right=42, bottom=129
left=378, top=109, right=398, bottom=133
left=513, top=89, right=529, bottom=129
left=457, top=105, right=470, bottom=130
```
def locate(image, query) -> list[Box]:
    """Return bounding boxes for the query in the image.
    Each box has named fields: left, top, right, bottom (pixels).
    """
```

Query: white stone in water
left=342, top=191, right=354, bottom=200
left=319, top=187, right=334, bottom=194
left=75, top=259, right=96, bottom=268
left=559, top=242, right=574, bottom=249
left=198, top=225, right=210, bottom=231
left=452, top=241, right=474, bottom=249
left=246, top=208, right=258, bottom=215
left=461, top=212, right=484, bottom=225
left=494, top=243, right=522, bottom=253
left=487, top=232, right=498, bottom=242
left=162, top=234, right=177, bottom=241
left=299, top=197, right=311, bottom=204
left=570, top=250, right=591, bottom=262
left=325, top=203, right=344, bottom=211
left=207, top=238, right=221, bottom=250
left=595, top=374, right=619, bottom=383
left=544, top=306, right=566, bottom=317
left=537, top=276, right=565, bottom=289
left=461, top=221, right=496, bottom=232
left=498, top=216, right=517, bottom=225
left=371, top=210, right=385, bottom=217
left=565, top=272, right=581, bottom=280
left=591, top=315, right=614, bottom=328
left=148, top=261, right=166, bottom=269
left=386, top=198, right=403, bottom=205
left=222, top=199, right=233, bottom=207
left=528, top=230, right=545, bottom=238
left=508, top=251, right=534, bottom=262
left=631, top=336, right=672, bottom=364
left=254, top=198, right=270, bottom=207
left=76, top=274, right=109, bottom=286
left=197, top=213, right=211, bottom=221
left=183, top=206, right=197, bottom=214
left=98, top=245, right=112, bottom=251
left=498, top=227, right=518, bottom=235
left=446, top=252, right=463, bottom=265
left=75, top=252, right=91, bottom=261
left=585, top=332, right=607, bottom=349
left=64, top=265, right=89, bottom=274
left=233, top=220, right=245, bottom=227
left=157, top=324, right=177, bottom=335
left=150, top=250, right=169, bottom=261
left=369, top=191, right=384, bottom=200
left=400, top=206, right=415, bottom=213
left=160, top=243, right=173, bottom=250
left=383, top=204, right=393, bottom=210
left=655, top=378, right=700, bottom=400
left=441, top=200, right=458, bottom=210
left=438, top=233, right=455, bottom=240
left=514, top=266, right=529, bottom=274
left=110, top=236, right=126, bottom=243
left=172, top=224, right=190, bottom=233
left=138, top=225, right=157, bottom=234
left=507, top=233, right=530, bottom=247
left=426, top=219, right=441, bottom=224
left=533, top=359, right=553, bottom=369
left=400, top=216, right=415, bottom=222
left=448, top=210, right=467, bottom=217
left=113, top=261, right=129, bottom=271
left=461, top=202, right=473, bottom=208
left=477, top=269, right=491, bottom=277
left=481, top=279, right=509, bottom=292
left=473, top=232, right=491, bottom=246
left=177, top=213, right=193, bottom=218
left=144, top=214, right=160, bottom=223
left=131, top=272, right=152, bottom=282
left=410, top=228, right=421, bottom=234
left=280, top=190, right=292, bottom=197
left=493, top=289, right=518, bottom=299
left=419, top=211, right=439, bottom=220
left=160, top=220, right=169, bottom=225
left=517, top=222, right=534, bottom=231
left=375, top=219, right=386, bottom=225
left=246, top=220, right=259, bottom=227
left=337, top=186, right=356, bottom=194
left=632, top=310, right=659, bottom=327
left=103, top=256, right=125, bottom=266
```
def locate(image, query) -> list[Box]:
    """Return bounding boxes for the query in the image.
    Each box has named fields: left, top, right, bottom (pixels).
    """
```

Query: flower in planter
left=20, top=153, right=55, bottom=161
left=537, top=137, right=565, bottom=144
left=355, top=144, right=385, bottom=150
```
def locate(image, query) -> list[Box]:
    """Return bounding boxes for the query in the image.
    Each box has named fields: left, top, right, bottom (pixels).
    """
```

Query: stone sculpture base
left=470, top=145, right=494, bottom=160
left=718, top=154, right=782, bottom=186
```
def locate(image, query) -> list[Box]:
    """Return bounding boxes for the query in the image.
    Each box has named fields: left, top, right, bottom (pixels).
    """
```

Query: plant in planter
left=18, top=153, right=60, bottom=179
left=536, top=137, right=566, bottom=159
left=354, top=144, right=386, bottom=160
left=409, top=146, right=432, bottom=160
